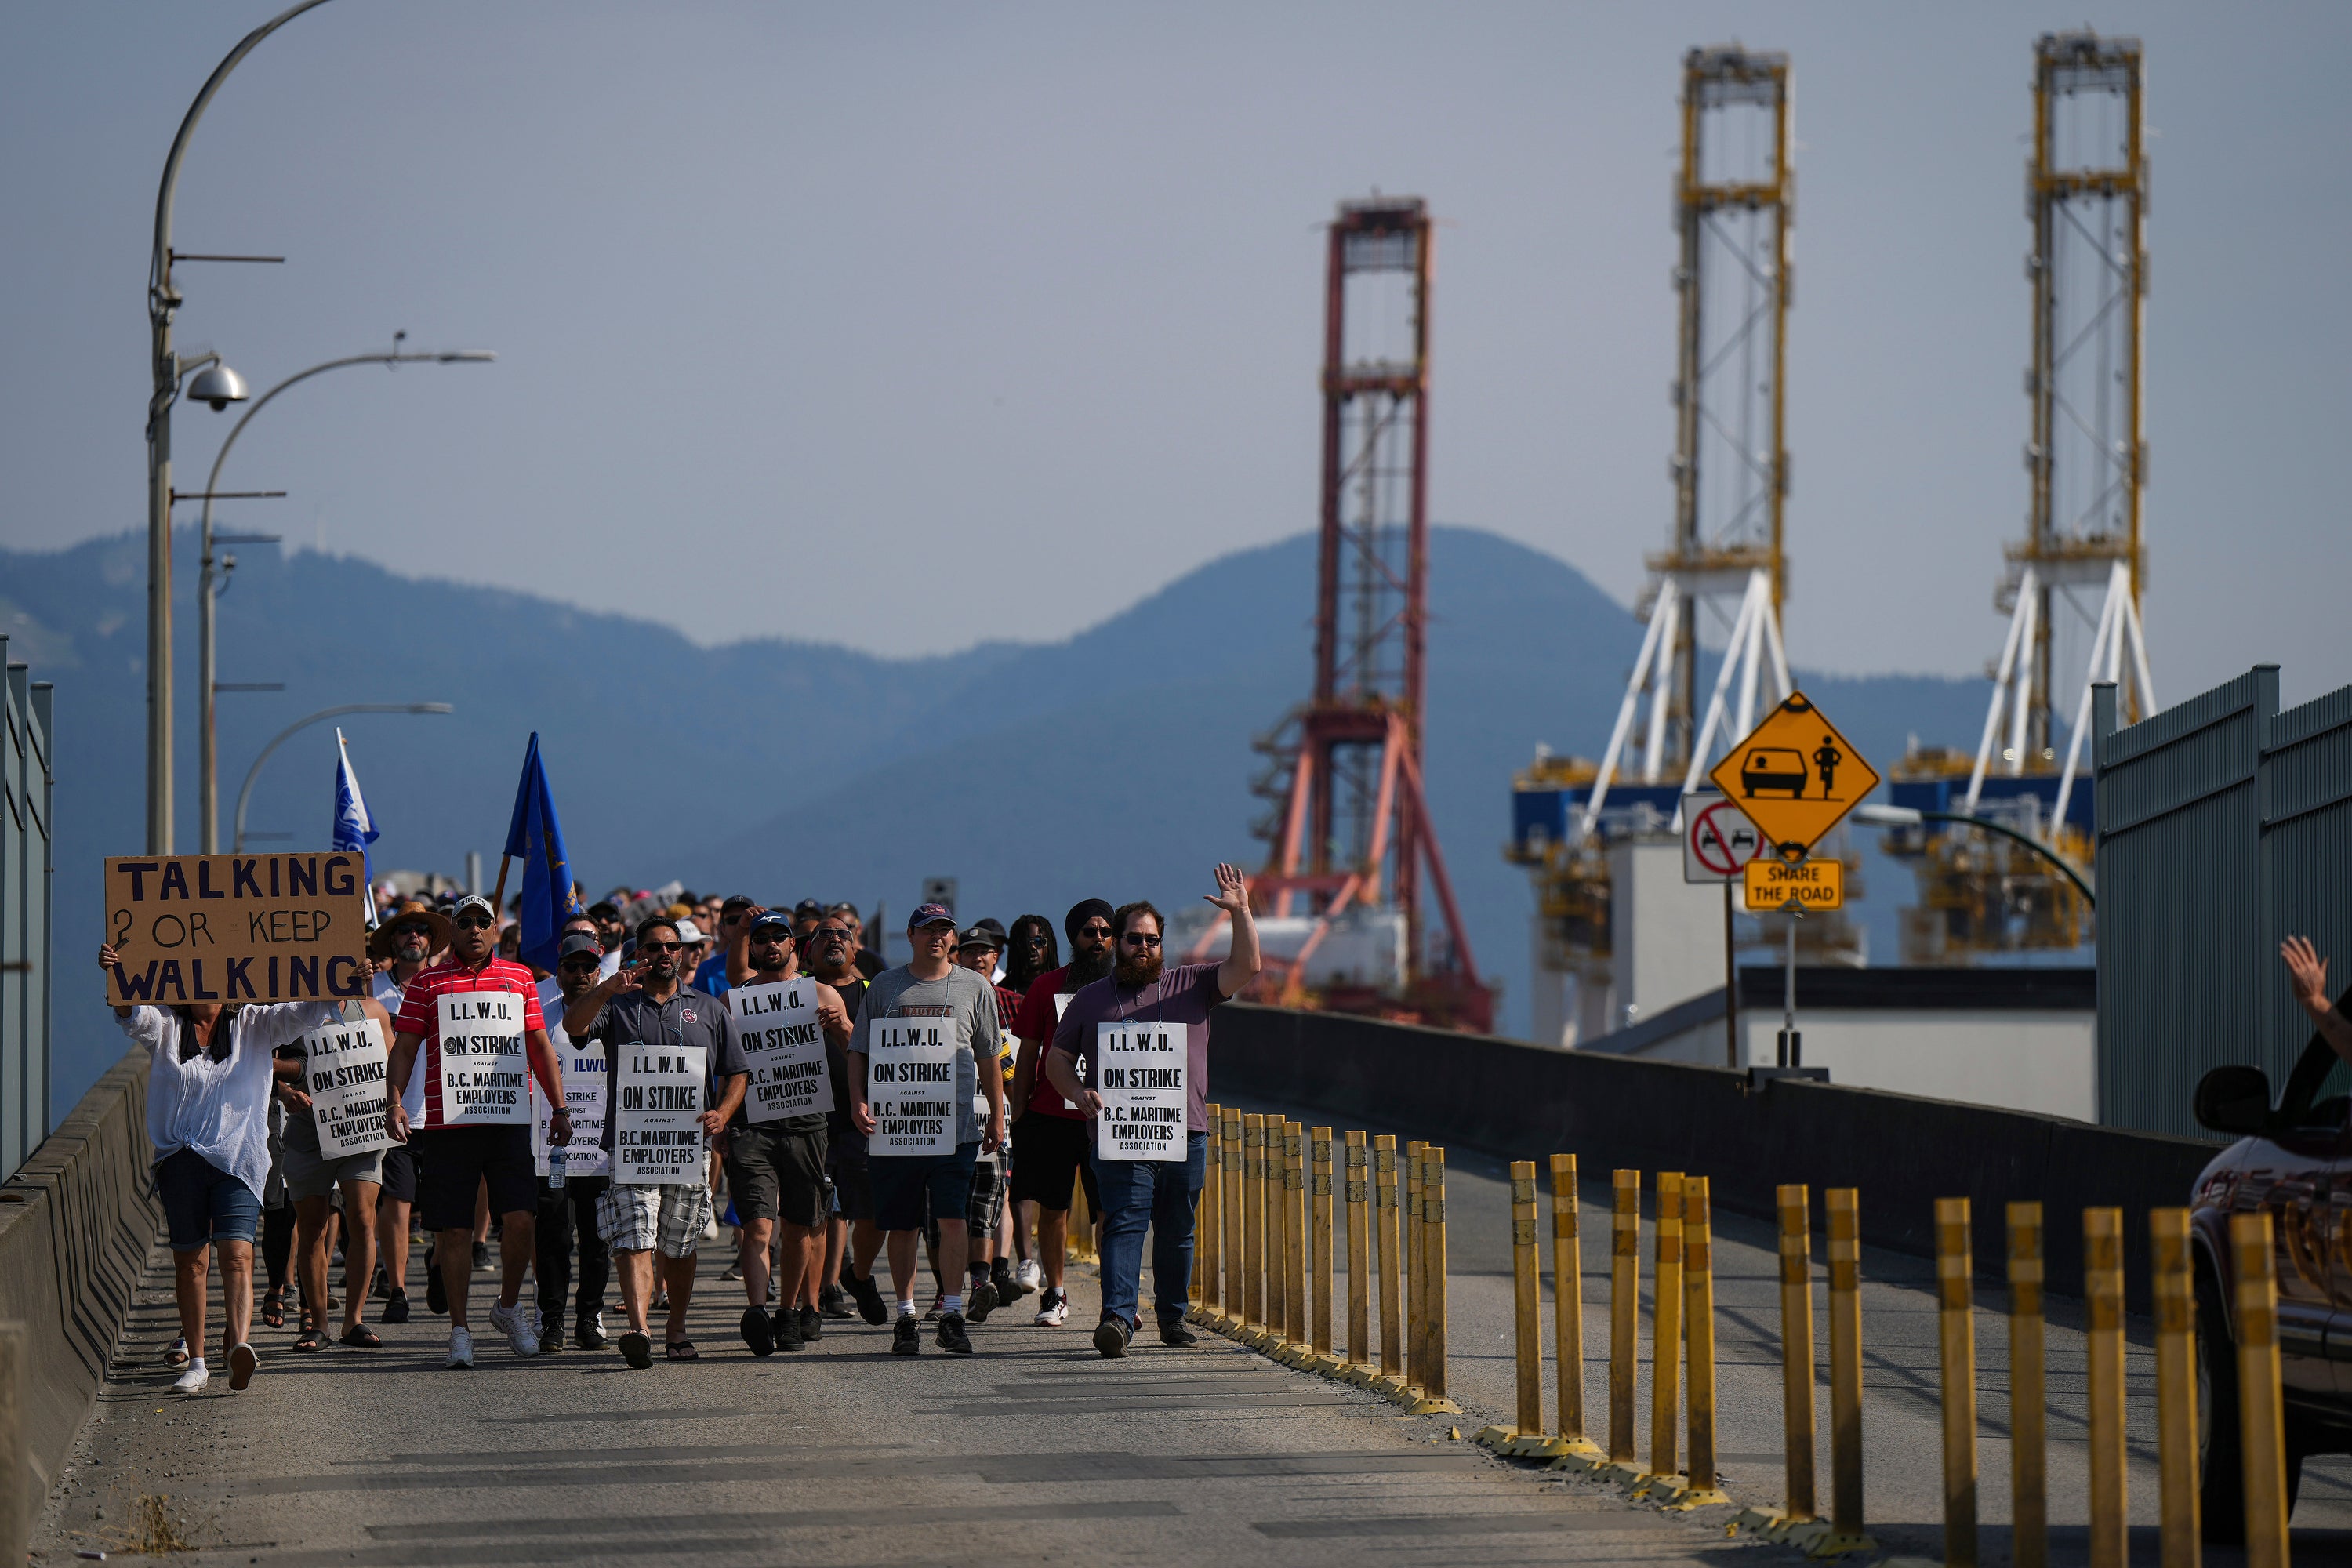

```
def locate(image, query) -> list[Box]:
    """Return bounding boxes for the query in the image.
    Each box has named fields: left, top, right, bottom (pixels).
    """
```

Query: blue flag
left=503, top=732, right=583, bottom=972
left=332, top=729, right=382, bottom=927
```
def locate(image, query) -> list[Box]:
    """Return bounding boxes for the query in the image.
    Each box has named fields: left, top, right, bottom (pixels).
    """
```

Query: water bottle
left=546, top=1144, right=567, bottom=1192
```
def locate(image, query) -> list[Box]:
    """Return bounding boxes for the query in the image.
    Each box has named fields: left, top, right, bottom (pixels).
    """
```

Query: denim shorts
left=155, top=1148, right=263, bottom=1253
left=869, top=1141, right=978, bottom=1233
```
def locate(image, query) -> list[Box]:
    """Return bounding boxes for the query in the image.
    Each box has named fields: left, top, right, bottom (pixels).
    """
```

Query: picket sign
left=530, top=1023, right=611, bottom=1178
left=300, top=1011, right=394, bottom=1157
left=1095, top=1022, right=1186, bottom=1163
left=612, top=1044, right=707, bottom=1185
left=437, top=990, right=530, bottom=1126
left=868, top=1018, right=957, bottom=1156
left=729, top=980, right=834, bottom=1123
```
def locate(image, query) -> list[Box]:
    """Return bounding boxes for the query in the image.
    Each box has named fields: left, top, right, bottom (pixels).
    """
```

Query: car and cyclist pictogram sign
left=1707, top=691, right=1879, bottom=862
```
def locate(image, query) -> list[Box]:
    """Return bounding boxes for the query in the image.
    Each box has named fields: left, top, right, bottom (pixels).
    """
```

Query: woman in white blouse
left=101, top=943, right=339, bottom=1396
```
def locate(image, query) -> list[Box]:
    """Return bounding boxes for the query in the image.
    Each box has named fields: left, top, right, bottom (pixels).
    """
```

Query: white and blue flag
left=333, top=728, right=383, bottom=927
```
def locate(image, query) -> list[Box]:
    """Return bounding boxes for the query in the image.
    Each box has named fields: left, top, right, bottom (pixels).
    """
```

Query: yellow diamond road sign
left=1708, top=691, right=1880, bottom=861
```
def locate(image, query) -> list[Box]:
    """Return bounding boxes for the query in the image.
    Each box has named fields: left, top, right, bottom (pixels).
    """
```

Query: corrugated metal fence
left=2096, top=666, right=2352, bottom=1137
left=0, top=637, right=53, bottom=1178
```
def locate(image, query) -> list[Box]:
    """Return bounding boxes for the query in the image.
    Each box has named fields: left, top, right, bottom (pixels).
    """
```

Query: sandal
left=292, top=1317, right=325, bottom=1352
left=337, top=1325, right=380, bottom=1349
left=163, top=1337, right=191, bottom=1368
left=260, top=1289, right=286, bottom=1330
left=664, top=1338, right=698, bottom=1362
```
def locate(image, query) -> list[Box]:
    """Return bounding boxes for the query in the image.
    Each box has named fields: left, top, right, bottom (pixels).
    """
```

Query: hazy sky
left=4, top=2, right=2347, bottom=706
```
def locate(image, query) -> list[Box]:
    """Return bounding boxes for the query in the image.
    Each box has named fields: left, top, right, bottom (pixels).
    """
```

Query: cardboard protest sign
left=1094, top=1022, right=1187, bottom=1162
left=612, top=1044, right=707, bottom=1185
left=298, top=1014, right=394, bottom=1157
left=103, top=854, right=370, bottom=1005
left=866, top=1018, right=956, bottom=1155
left=728, top=980, right=834, bottom=1123
left=436, top=990, right=531, bottom=1126
left=531, top=1024, right=611, bottom=1177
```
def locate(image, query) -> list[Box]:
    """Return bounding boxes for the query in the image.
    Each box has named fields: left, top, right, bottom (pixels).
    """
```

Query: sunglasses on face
left=1079, top=924, right=1112, bottom=940
left=453, top=916, right=495, bottom=932
left=1022, top=933, right=1051, bottom=947
left=394, top=924, right=431, bottom=939
left=559, top=958, right=601, bottom=973
left=1121, top=932, right=1162, bottom=949
left=637, top=940, right=681, bottom=954
left=812, top=929, right=851, bottom=943
left=751, top=931, right=791, bottom=945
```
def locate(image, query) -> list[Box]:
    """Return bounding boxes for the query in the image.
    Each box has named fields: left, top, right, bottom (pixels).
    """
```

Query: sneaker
left=172, top=1362, right=209, bottom=1396
left=426, top=1266, right=448, bottom=1317
left=967, top=1276, right=1000, bottom=1323
left=575, top=1314, right=610, bottom=1351
left=720, top=1262, right=744, bottom=1283
left=818, top=1283, right=853, bottom=1320
left=1033, top=1288, right=1069, bottom=1327
left=227, top=1342, right=258, bottom=1390
left=652, top=1288, right=670, bottom=1312
left=1092, top=1315, right=1132, bottom=1359
left=995, top=1263, right=1027, bottom=1304
left=924, top=1290, right=945, bottom=1321
left=471, top=1240, right=491, bottom=1272
left=487, top=1300, right=539, bottom=1357
left=380, top=1290, right=411, bottom=1326
left=740, top=1306, right=775, bottom=1357
left=937, top=1310, right=974, bottom=1356
left=797, top=1305, right=822, bottom=1345
left=891, top=1312, right=920, bottom=1356
left=771, top=1308, right=804, bottom=1353
left=1159, top=1319, right=1200, bottom=1348
left=619, top=1330, right=652, bottom=1370
left=372, top=1264, right=390, bottom=1301
left=1015, top=1259, right=1043, bottom=1294
left=844, top=1269, right=889, bottom=1327
left=446, top=1326, right=475, bottom=1368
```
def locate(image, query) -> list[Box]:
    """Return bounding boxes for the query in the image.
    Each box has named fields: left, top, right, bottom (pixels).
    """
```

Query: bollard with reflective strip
left=1610, top=1170, right=1641, bottom=1465
left=1405, top=1140, right=1427, bottom=1385
left=1375, top=1135, right=1403, bottom=1378
left=2008, top=1202, right=2046, bottom=1568
left=1509, top=1160, right=1543, bottom=1435
left=1650, top=1172, right=1685, bottom=1480
left=1425, top=1146, right=1451, bottom=1403
left=1936, top=1198, right=1979, bottom=1568
left=1312, top=1127, right=1334, bottom=1359
left=2085, top=1207, right=2125, bottom=1568
left=1552, top=1154, right=1592, bottom=1450
left=1681, top=1176, right=1727, bottom=1504
left=2151, top=1209, right=2199, bottom=1568
left=1346, top=1131, right=1370, bottom=1367
left=1826, top=1188, right=1868, bottom=1546
left=1777, top=1185, right=1818, bottom=1523
left=1242, top=1113, right=1266, bottom=1329
left=2230, top=1210, right=2289, bottom=1568
left=1283, top=1120, right=1307, bottom=1346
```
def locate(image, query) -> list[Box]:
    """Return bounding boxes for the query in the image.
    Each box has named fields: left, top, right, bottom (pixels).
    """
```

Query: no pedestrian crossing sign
left=1682, top=793, right=1763, bottom=884
left=1707, top=691, right=1879, bottom=862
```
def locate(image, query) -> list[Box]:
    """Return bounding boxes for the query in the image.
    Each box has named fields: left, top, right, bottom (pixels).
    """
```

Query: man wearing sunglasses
left=693, top=895, right=759, bottom=999
left=1048, top=864, right=1260, bottom=1358
left=830, top=902, right=887, bottom=980
left=387, top=895, right=572, bottom=1367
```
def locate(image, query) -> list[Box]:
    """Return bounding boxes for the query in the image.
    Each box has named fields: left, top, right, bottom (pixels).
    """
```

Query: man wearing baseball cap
left=847, top=904, right=1004, bottom=1356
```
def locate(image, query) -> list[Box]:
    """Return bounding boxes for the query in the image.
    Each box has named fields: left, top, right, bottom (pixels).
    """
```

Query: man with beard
left=724, top=909, right=853, bottom=1354
left=832, top=902, right=887, bottom=980
left=1048, top=865, right=1259, bottom=1358
left=800, top=913, right=880, bottom=1323
left=563, top=916, right=749, bottom=1367
left=1007, top=900, right=1113, bottom=1328
left=367, top=901, right=447, bottom=1323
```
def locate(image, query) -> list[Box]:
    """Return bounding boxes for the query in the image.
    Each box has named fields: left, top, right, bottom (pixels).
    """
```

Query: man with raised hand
left=848, top=905, right=1004, bottom=1356
left=387, top=895, right=572, bottom=1367
left=723, top=909, right=853, bottom=1353
left=1049, top=865, right=1260, bottom=1358
left=564, top=915, right=748, bottom=1367
left=1009, top=900, right=1114, bottom=1327
left=366, top=899, right=446, bottom=1324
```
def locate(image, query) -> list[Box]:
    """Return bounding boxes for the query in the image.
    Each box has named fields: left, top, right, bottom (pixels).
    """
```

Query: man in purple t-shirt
left=1048, top=862, right=1260, bottom=1358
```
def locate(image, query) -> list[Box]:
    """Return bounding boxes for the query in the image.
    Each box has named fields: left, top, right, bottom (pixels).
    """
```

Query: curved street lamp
left=234, top=702, right=452, bottom=854
left=1852, top=803, right=2096, bottom=908
left=146, top=0, right=337, bottom=854
left=197, top=339, right=496, bottom=849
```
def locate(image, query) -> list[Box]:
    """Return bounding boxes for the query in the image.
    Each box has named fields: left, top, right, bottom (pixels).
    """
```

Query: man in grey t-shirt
left=848, top=904, right=1004, bottom=1357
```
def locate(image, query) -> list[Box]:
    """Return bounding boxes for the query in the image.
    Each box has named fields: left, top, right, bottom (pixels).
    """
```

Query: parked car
left=2191, top=1025, right=2352, bottom=1539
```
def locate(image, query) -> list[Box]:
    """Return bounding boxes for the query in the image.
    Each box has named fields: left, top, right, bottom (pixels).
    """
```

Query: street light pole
left=1853, top=804, right=2097, bottom=907
left=147, top=0, right=336, bottom=855
left=197, top=343, right=495, bottom=851
left=233, top=703, right=453, bottom=855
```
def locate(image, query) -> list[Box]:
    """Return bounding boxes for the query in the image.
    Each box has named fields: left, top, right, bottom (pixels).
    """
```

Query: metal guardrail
left=0, top=637, right=53, bottom=1179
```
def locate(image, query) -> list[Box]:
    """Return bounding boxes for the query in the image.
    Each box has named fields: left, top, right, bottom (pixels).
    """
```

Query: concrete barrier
left=1209, top=1004, right=2216, bottom=1306
left=0, top=1045, right=157, bottom=1500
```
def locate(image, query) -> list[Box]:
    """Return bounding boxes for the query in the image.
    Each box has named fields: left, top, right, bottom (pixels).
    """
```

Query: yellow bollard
left=1425, top=1146, right=1450, bottom=1403
left=1069, top=1173, right=1094, bottom=1263
left=1345, top=1131, right=1370, bottom=1367
left=1284, top=1120, right=1306, bottom=1346
left=1650, top=1171, right=1685, bottom=1480
left=1826, top=1188, right=1867, bottom=1546
left=1551, top=1154, right=1591, bottom=1450
left=1196, top=1102, right=1218, bottom=1316
left=1311, top=1127, right=1334, bottom=1358
left=1777, top=1185, right=1818, bottom=1523
left=1936, top=1198, right=1979, bottom=1568
left=1221, top=1109, right=1243, bottom=1323
left=2151, top=1209, right=2200, bottom=1568
left=2085, top=1207, right=2126, bottom=1568
left=1405, top=1140, right=1426, bottom=1385
left=1266, top=1119, right=1288, bottom=1342
left=1242, top=1113, right=1265, bottom=1329
left=1510, top=1160, right=1543, bottom=1436
left=1683, top=1176, right=1726, bottom=1503
left=1610, top=1170, right=1641, bottom=1465
left=2008, top=1203, right=2046, bottom=1568
left=2230, top=1211, right=2289, bottom=1568
left=1375, top=1135, right=1402, bottom=1378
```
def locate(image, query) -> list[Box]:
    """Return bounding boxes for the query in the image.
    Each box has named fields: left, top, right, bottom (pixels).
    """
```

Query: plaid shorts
left=595, top=1181, right=713, bottom=1258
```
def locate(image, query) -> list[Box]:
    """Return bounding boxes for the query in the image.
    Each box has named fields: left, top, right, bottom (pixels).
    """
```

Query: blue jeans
left=155, top=1148, right=263, bottom=1252
left=1091, top=1130, right=1207, bottom=1329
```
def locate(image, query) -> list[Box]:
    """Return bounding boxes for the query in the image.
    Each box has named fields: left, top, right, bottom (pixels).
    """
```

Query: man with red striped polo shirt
left=387, top=895, right=572, bottom=1367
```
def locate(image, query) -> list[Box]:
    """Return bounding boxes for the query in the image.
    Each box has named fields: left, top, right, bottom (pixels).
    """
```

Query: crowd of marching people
left=103, top=863, right=1259, bottom=1394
